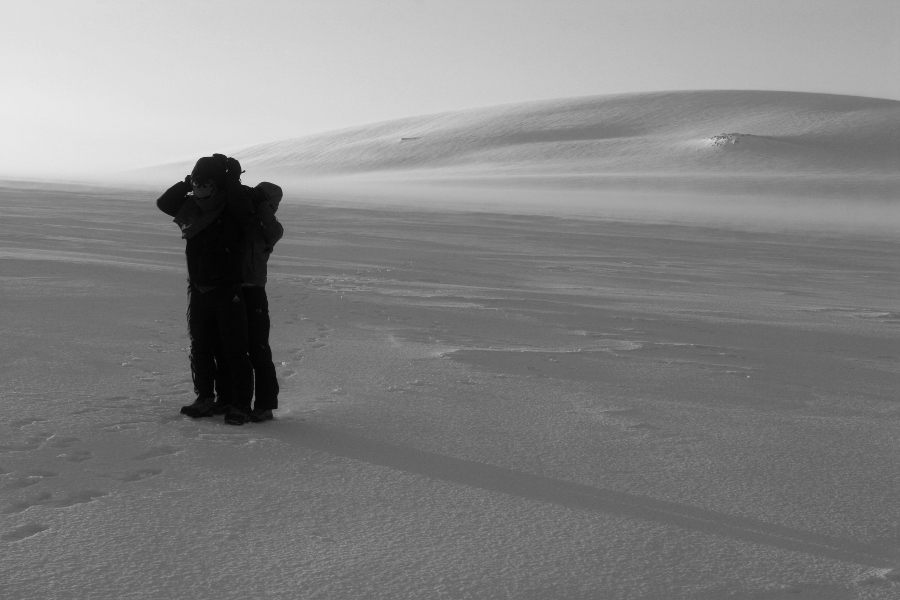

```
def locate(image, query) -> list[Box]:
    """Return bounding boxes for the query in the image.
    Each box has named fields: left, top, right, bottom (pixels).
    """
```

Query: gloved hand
left=178, top=175, right=193, bottom=194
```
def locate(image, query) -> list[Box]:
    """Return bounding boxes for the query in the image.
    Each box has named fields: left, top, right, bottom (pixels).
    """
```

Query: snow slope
left=131, top=90, right=899, bottom=200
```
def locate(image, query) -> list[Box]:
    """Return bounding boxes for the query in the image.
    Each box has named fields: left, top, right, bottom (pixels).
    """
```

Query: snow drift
left=129, top=90, right=899, bottom=200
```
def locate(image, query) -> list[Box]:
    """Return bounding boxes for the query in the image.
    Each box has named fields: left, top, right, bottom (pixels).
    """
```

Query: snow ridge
left=127, top=90, right=900, bottom=199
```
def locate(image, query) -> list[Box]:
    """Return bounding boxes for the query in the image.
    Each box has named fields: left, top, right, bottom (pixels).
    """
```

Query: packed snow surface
left=1, top=176, right=900, bottom=599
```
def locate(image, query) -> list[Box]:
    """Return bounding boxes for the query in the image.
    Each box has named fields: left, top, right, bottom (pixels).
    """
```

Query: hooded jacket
left=156, top=180, right=254, bottom=288
left=241, top=182, right=284, bottom=287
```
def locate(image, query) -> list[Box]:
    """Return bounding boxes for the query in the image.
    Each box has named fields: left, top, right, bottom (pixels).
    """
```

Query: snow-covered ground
left=3, top=91, right=900, bottom=598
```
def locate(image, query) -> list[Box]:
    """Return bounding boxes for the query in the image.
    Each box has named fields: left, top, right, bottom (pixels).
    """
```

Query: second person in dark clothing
left=214, top=181, right=285, bottom=422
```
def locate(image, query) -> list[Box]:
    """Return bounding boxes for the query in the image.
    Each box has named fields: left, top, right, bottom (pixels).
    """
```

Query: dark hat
left=191, top=156, right=227, bottom=187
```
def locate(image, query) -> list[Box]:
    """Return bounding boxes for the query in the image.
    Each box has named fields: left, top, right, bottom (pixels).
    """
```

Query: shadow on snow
left=281, top=422, right=895, bottom=568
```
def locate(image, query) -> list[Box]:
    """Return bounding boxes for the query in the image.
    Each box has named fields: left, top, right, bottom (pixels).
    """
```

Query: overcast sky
left=1, top=0, right=897, bottom=179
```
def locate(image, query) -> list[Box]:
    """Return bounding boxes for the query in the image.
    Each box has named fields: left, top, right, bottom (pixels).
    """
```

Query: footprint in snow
left=6, top=470, right=58, bottom=489
left=47, top=435, right=80, bottom=448
left=106, top=467, right=163, bottom=483
left=0, top=433, right=52, bottom=453
left=3, top=489, right=108, bottom=514
left=3, top=491, right=52, bottom=514
left=57, top=450, right=93, bottom=463
left=2, top=523, right=49, bottom=542
left=51, top=490, right=108, bottom=508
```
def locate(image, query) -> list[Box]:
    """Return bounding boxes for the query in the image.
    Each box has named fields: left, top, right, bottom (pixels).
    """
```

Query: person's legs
left=243, top=286, right=279, bottom=412
left=212, top=285, right=254, bottom=420
left=212, top=335, right=233, bottom=413
left=182, top=285, right=219, bottom=417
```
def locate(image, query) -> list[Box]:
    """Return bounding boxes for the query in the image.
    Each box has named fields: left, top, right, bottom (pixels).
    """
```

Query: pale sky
left=1, top=0, right=897, bottom=179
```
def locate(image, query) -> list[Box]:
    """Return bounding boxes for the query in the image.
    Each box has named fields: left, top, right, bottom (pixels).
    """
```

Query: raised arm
left=156, top=177, right=192, bottom=217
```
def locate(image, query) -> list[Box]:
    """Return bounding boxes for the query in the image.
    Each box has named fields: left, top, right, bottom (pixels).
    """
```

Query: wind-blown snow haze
left=127, top=90, right=900, bottom=229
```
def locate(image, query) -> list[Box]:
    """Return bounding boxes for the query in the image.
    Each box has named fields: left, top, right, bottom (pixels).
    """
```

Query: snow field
left=1, top=184, right=900, bottom=598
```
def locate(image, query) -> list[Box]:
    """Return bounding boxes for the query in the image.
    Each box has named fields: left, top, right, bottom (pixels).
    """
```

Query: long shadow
left=282, top=422, right=896, bottom=568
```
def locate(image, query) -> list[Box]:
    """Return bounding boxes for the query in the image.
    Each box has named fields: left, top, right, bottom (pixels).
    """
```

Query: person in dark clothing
left=156, top=154, right=256, bottom=425
left=212, top=182, right=284, bottom=422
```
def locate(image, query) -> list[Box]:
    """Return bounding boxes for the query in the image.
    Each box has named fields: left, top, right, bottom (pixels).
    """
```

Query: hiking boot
left=210, top=398, right=231, bottom=415
left=224, top=408, right=249, bottom=426
left=249, top=408, right=274, bottom=423
left=180, top=397, right=216, bottom=418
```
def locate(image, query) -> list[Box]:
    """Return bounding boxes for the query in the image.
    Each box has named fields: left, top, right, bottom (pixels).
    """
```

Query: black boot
left=249, top=408, right=274, bottom=423
left=224, top=407, right=249, bottom=426
left=210, top=398, right=231, bottom=415
left=180, top=397, right=216, bottom=418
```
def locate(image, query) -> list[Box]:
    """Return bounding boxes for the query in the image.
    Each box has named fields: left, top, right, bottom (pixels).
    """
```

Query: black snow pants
left=214, top=285, right=280, bottom=411
left=187, top=283, right=254, bottom=413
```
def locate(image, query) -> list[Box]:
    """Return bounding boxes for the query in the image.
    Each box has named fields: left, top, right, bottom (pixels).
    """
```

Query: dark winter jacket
left=156, top=180, right=254, bottom=288
left=241, top=182, right=284, bottom=287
